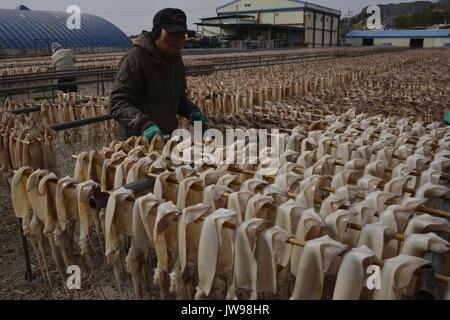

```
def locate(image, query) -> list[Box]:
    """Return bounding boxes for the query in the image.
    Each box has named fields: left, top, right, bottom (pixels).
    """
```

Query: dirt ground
left=0, top=139, right=121, bottom=300
left=0, top=176, right=162, bottom=300
left=0, top=83, right=168, bottom=300
left=0, top=119, right=159, bottom=300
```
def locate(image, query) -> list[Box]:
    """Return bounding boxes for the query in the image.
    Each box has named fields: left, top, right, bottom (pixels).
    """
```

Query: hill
left=341, top=0, right=450, bottom=32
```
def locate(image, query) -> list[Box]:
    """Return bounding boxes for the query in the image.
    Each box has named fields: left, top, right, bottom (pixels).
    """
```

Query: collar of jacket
left=133, top=30, right=180, bottom=64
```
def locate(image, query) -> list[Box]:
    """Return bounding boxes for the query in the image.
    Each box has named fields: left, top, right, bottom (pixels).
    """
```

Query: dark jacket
left=109, top=31, right=199, bottom=137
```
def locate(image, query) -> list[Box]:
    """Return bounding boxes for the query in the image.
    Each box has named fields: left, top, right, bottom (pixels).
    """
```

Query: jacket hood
left=133, top=31, right=155, bottom=51
left=133, top=30, right=180, bottom=62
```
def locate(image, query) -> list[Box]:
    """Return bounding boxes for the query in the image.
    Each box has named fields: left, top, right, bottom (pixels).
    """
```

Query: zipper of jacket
left=163, top=56, right=177, bottom=110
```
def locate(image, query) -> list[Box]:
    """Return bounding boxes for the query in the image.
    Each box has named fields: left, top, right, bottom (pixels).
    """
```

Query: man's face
left=156, top=29, right=186, bottom=56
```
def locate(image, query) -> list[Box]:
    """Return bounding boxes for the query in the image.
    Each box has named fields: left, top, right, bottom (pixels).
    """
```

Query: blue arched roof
left=0, top=8, right=131, bottom=49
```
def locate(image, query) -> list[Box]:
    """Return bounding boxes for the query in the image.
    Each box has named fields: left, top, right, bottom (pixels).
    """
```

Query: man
left=51, top=42, right=78, bottom=93
left=109, top=8, right=208, bottom=142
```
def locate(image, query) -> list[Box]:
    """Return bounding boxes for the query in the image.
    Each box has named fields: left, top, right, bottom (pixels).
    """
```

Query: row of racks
left=0, top=47, right=409, bottom=100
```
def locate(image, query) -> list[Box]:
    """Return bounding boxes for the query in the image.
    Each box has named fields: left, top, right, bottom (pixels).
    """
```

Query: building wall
left=304, top=2, right=341, bottom=16
left=218, top=0, right=304, bottom=13
left=218, top=0, right=341, bottom=15
left=211, top=0, right=341, bottom=46
left=215, top=8, right=305, bottom=26
left=314, top=29, right=323, bottom=46
left=345, top=38, right=363, bottom=46
left=424, top=37, right=450, bottom=47
left=322, top=15, right=337, bottom=46
left=327, top=16, right=339, bottom=46
left=200, top=16, right=255, bottom=37
left=331, top=31, right=338, bottom=45
left=324, top=31, right=331, bottom=46
left=305, top=29, right=313, bottom=45
left=304, top=11, right=314, bottom=28
left=374, top=37, right=410, bottom=46
left=303, top=9, right=339, bottom=47
left=314, top=13, right=323, bottom=30
left=345, top=36, right=450, bottom=47
left=324, top=15, right=331, bottom=30
left=258, top=10, right=304, bottom=25
left=332, top=16, right=339, bottom=30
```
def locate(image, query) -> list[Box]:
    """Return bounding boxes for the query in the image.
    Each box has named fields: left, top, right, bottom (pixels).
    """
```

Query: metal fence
left=228, top=40, right=299, bottom=49
left=0, top=38, right=26, bottom=58
left=0, top=36, right=130, bottom=59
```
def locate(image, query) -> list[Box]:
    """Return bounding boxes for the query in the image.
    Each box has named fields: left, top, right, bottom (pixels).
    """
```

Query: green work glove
left=445, top=110, right=450, bottom=125
left=191, top=111, right=209, bottom=123
left=143, top=124, right=162, bottom=143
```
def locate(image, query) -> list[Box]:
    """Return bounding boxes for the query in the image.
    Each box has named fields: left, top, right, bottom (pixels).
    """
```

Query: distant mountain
left=341, top=0, right=450, bottom=31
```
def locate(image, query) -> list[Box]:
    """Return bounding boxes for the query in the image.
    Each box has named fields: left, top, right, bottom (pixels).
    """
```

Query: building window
left=245, top=4, right=251, bottom=7
left=308, top=13, right=311, bottom=19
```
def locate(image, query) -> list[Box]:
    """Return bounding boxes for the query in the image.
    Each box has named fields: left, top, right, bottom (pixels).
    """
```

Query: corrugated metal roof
left=0, top=8, right=131, bottom=49
left=346, top=29, right=450, bottom=38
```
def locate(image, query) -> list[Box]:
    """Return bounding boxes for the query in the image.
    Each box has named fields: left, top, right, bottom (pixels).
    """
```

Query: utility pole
left=236, top=4, right=238, bottom=24
left=273, top=12, right=279, bottom=48
left=346, top=9, right=353, bottom=31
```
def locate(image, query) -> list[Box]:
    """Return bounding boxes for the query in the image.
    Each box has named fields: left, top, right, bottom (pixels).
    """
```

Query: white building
left=345, top=30, right=450, bottom=48
left=197, top=0, right=341, bottom=48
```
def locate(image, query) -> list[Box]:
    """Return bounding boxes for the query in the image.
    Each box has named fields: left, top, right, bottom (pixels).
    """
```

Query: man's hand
left=191, top=111, right=209, bottom=124
left=143, top=124, right=162, bottom=143
left=191, top=110, right=210, bottom=133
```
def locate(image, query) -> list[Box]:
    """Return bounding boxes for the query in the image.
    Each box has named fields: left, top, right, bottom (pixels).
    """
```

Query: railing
left=228, top=40, right=297, bottom=49
left=0, top=46, right=129, bottom=60
left=0, top=46, right=409, bottom=100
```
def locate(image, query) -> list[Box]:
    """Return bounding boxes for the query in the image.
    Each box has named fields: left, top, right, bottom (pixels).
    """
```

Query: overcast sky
left=1, top=0, right=437, bottom=35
